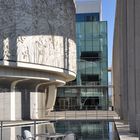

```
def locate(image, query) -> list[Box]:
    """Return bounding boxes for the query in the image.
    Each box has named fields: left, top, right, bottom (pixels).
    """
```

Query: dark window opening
left=86, top=16, right=93, bottom=21
left=83, top=97, right=102, bottom=110
left=84, top=97, right=99, bottom=106
left=81, top=74, right=100, bottom=85
left=81, top=51, right=101, bottom=61
left=76, top=13, right=100, bottom=22
left=86, top=16, right=98, bottom=22
left=81, top=74, right=99, bottom=81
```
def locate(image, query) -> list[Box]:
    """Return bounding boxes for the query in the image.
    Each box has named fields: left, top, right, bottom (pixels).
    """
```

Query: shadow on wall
left=0, top=0, right=76, bottom=71
left=0, top=0, right=76, bottom=120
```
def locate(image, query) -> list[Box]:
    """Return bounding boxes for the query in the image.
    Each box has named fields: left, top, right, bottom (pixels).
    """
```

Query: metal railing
left=47, top=105, right=118, bottom=121
left=0, top=107, right=120, bottom=140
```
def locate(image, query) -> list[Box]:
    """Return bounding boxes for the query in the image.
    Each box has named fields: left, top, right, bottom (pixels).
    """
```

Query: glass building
left=55, top=2, right=108, bottom=111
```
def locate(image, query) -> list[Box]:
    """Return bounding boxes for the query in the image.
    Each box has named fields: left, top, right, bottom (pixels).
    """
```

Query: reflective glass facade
left=55, top=13, right=108, bottom=110
left=76, top=21, right=108, bottom=86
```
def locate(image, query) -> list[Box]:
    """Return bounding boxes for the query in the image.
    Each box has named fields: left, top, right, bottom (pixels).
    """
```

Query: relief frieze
left=0, top=0, right=76, bottom=72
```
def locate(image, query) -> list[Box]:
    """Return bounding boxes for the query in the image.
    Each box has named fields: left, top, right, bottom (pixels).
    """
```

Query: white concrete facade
left=0, top=0, right=76, bottom=120
left=113, top=0, right=140, bottom=136
left=76, top=0, right=102, bottom=19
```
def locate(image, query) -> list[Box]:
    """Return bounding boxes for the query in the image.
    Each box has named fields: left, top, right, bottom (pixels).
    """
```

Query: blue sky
left=102, top=0, right=116, bottom=67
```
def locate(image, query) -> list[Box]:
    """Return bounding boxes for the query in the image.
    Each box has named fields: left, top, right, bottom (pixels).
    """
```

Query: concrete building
left=55, top=0, right=108, bottom=110
left=113, top=0, right=140, bottom=134
left=0, top=0, right=76, bottom=120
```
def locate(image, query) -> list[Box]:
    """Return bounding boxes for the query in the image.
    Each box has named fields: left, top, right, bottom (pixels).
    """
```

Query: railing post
left=107, top=108, right=109, bottom=120
left=34, top=120, right=36, bottom=140
left=54, top=111, right=56, bottom=121
left=86, top=106, right=87, bottom=120
left=96, top=106, right=98, bottom=119
left=65, top=107, right=66, bottom=120
left=1, top=121, right=2, bottom=140
left=75, top=105, right=76, bottom=119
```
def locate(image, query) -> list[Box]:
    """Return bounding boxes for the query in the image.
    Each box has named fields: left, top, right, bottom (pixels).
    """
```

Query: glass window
left=85, top=22, right=92, bottom=39
left=76, top=13, right=100, bottom=22
left=81, top=74, right=100, bottom=85
left=80, top=51, right=101, bottom=62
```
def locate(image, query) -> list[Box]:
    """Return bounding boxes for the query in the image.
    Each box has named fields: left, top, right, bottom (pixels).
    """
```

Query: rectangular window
left=80, top=51, right=101, bottom=61
left=81, top=74, right=100, bottom=85
left=81, top=74, right=99, bottom=81
left=76, top=13, right=100, bottom=22
left=86, top=16, right=93, bottom=21
left=86, top=15, right=99, bottom=22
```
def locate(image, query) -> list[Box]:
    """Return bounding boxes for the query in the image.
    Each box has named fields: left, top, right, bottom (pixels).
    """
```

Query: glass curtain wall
left=76, top=21, right=108, bottom=86
left=55, top=14, right=108, bottom=111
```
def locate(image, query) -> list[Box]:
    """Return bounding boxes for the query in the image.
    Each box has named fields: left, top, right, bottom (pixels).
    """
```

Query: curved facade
left=0, top=0, right=76, bottom=120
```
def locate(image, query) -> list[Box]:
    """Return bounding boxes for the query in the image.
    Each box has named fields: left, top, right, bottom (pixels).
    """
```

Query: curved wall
left=0, top=0, right=76, bottom=78
left=0, top=0, right=76, bottom=120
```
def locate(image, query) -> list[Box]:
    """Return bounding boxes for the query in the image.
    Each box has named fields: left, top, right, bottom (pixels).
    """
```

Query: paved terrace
left=1, top=110, right=120, bottom=127
left=47, top=110, right=120, bottom=121
left=115, top=121, right=139, bottom=140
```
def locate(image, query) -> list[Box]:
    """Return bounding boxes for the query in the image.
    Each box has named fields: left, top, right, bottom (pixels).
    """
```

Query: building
left=55, top=0, right=108, bottom=110
left=0, top=0, right=76, bottom=120
left=113, top=0, right=140, bottom=134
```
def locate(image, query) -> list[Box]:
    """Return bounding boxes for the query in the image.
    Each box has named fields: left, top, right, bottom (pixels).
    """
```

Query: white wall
left=76, top=0, right=102, bottom=20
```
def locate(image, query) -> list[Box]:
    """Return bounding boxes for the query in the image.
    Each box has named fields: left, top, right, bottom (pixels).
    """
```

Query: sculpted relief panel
left=0, top=0, right=76, bottom=73
left=17, top=35, right=65, bottom=68
left=69, top=39, right=77, bottom=72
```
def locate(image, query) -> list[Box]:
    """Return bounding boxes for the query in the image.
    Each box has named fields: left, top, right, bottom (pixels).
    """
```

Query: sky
left=102, top=0, right=116, bottom=67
